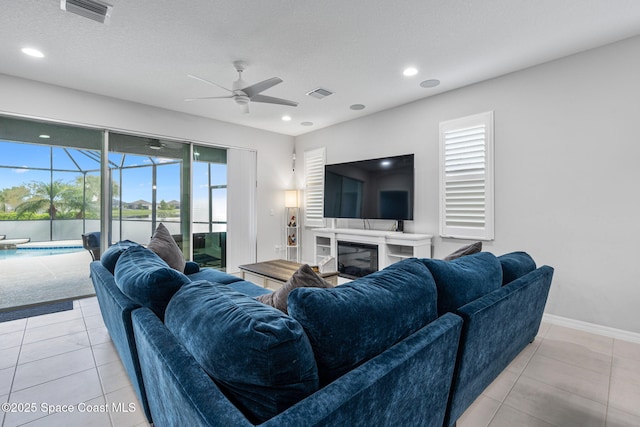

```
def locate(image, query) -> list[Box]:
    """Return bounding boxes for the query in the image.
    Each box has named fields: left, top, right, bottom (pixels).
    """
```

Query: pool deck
left=0, top=242, right=95, bottom=311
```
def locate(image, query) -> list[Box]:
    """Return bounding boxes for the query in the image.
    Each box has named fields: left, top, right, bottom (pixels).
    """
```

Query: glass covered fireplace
left=337, top=240, right=379, bottom=279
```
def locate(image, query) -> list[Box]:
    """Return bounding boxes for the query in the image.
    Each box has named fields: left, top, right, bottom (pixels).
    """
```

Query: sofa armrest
left=89, top=261, right=151, bottom=422
left=132, top=307, right=252, bottom=427
left=133, top=307, right=462, bottom=427
left=184, top=261, right=200, bottom=274
left=445, top=265, right=554, bottom=427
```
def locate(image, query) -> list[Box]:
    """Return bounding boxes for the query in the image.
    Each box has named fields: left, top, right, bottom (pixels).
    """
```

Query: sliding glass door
left=192, top=145, right=227, bottom=269
left=108, top=133, right=190, bottom=251
left=0, top=116, right=102, bottom=309
left=0, top=114, right=234, bottom=310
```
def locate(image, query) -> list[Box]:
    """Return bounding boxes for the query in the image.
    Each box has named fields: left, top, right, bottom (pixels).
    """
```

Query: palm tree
left=0, top=185, right=30, bottom=212
left=16, top=180, right=72, bottom=219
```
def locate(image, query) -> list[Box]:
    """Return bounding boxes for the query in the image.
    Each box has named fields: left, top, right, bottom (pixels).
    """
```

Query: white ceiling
left=2, top=1, right=640, bottom=136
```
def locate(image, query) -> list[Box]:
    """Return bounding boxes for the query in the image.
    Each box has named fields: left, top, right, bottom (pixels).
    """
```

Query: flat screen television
left=323, top=154, right=414, bottom=222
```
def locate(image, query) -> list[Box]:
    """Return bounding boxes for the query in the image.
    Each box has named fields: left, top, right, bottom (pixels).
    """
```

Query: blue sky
left=0, top=140, right=227, bottom=220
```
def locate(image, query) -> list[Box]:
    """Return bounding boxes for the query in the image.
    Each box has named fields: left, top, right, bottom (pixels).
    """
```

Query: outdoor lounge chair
left=82, top=232, right=101, bottom=261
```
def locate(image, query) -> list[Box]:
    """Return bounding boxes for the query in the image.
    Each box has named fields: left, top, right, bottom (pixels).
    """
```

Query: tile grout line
left=7, top=304, right=102, bottom=427
left=81, top=300, right=117, bottom=427
left=485, top=335, right=547, bottom=427
left=3, top=318, right=27, bottom=427
left=603, top=338, right=616, bottom=425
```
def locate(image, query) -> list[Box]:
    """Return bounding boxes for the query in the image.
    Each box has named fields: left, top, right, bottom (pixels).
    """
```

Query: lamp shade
left=285, top=190, right=299, bottom=208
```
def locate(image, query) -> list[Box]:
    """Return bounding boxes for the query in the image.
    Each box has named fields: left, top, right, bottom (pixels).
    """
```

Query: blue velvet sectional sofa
left=89, top=241, right=553, bottom=427
left=89, top=241, right=269, bottom=422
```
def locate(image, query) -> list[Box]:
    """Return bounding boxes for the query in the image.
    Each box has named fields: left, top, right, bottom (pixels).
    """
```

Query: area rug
left=0, top=300, right=74, bottom=323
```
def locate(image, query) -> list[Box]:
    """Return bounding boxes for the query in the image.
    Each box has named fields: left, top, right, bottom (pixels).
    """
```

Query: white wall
left=295, top=35, right=640, bottom=334
left=0, top=74, right=295, bottom=268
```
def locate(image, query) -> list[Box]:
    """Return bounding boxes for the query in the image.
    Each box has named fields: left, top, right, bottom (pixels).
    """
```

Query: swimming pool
left=0, top=246, right=84, bottom=260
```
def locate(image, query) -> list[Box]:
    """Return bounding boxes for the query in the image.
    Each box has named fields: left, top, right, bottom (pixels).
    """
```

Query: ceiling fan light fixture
left=234, top=95, right=250, bottom=105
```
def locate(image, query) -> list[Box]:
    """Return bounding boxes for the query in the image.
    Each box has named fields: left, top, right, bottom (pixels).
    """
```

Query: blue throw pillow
left=114, top=246, right=190, bottom=320
left=100, top=240, right=140, bottom=274
left=498, top=251, right=537, bottom=285
left=165, top=281, right=319, bottom=424
left=422, top=252, right=503, bottom=316
left=287, top=257, right=438, bottom=385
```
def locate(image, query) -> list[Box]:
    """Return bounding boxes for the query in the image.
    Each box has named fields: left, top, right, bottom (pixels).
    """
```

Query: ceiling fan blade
left=250, top=94, right=298, bottom=107
left=187, top=74, right=233, bottom=93
left=184, top=96, right=234, bottom=101
left=241, top=77, right=283, bottom=97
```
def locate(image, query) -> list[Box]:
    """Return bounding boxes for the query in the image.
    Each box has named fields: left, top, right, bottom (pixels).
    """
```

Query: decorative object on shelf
left=285, top=190, right=300, bottom=262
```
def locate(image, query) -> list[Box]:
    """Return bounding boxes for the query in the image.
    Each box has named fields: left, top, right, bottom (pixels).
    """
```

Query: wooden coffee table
left=238, top=259, right=339, bottom=290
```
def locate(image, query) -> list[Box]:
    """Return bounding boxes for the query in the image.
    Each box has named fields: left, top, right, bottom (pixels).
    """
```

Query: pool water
left=0, top=247, right=84, bottom=260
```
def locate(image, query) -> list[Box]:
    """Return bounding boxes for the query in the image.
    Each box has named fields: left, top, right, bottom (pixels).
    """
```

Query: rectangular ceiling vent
left=60, top=0, right=113, bottom=24
left=306, top=87, right=333, bottom=100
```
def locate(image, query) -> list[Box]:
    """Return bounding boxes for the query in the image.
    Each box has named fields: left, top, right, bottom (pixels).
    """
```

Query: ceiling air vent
left=60, top=0, right=113, bottom=24
left=306, top=87, right=333, bottom=99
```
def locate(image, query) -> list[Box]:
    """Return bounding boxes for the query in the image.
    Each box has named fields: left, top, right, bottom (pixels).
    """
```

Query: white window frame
left=303, top=147, right=326, bottom=228
left=439, top=111, right=494, bottom=240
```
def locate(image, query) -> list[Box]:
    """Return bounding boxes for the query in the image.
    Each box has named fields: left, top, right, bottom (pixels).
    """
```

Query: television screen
left=323, top=154, right=414, bottom=220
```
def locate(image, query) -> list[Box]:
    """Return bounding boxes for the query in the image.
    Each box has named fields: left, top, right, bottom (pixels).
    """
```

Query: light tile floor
left=1, top=298, right=147, bottom=427
left=1, top=298, right=640, bottom=426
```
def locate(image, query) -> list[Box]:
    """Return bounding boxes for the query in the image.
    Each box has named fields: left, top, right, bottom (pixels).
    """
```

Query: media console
left=313, top=228, right=432, bottom=276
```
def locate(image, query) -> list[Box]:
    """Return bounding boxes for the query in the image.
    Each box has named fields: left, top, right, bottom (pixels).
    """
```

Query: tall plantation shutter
left=439, top=111, right=494, bottom=240
left=304, top=147, right=326, bottom=227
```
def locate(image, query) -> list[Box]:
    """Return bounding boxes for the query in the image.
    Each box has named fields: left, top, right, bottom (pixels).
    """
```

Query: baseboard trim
left=543, top=313, right=640, bottom=344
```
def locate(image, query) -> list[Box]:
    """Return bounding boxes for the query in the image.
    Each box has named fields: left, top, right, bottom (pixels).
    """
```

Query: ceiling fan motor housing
left=234, top=95, right=250, bottom=105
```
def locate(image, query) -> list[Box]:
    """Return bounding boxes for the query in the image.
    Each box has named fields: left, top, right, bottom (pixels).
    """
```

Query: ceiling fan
left=185, top=61, right=298, bottom=113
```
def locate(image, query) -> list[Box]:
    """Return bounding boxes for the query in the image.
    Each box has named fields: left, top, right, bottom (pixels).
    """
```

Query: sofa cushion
left=100, top=240, right=140, bottom=274
left=422, top=252, right=503, bottom=316
left=114, top=246, right=190, bottom=321
left=498, top=251, right=537, bottom=285
left=228, top=280, right=272, bottom=298
left=287, top=257, right=438, bottom=385
left=165, top=280, right=319, bottom=424
left=187, top=267, right=244, bottom=285
left=257, top=264, right=333, bottom=314
left=147, top=223, right=186, bottom=273
left=444, top=241, right=482, bottom=261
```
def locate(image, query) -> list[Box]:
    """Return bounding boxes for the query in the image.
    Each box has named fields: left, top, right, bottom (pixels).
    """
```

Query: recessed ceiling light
left=39, top=134, right=51, bottom=139
left=21, top=47, right=45, bottom=58
left=350, top=104, right=366, bottom=110
left=403, top=67, right=418, bottom=77
left=301, top=122, right=314, bottom=127
left=420, top=79, right=440, bottom=88
left=282, top=115, right=292, bottom=122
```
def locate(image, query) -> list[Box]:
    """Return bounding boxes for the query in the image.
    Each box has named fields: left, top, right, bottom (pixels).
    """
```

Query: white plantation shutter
left=304, top=147, right=326, bottom=227
left=439, top=111, right=494, bottom=240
